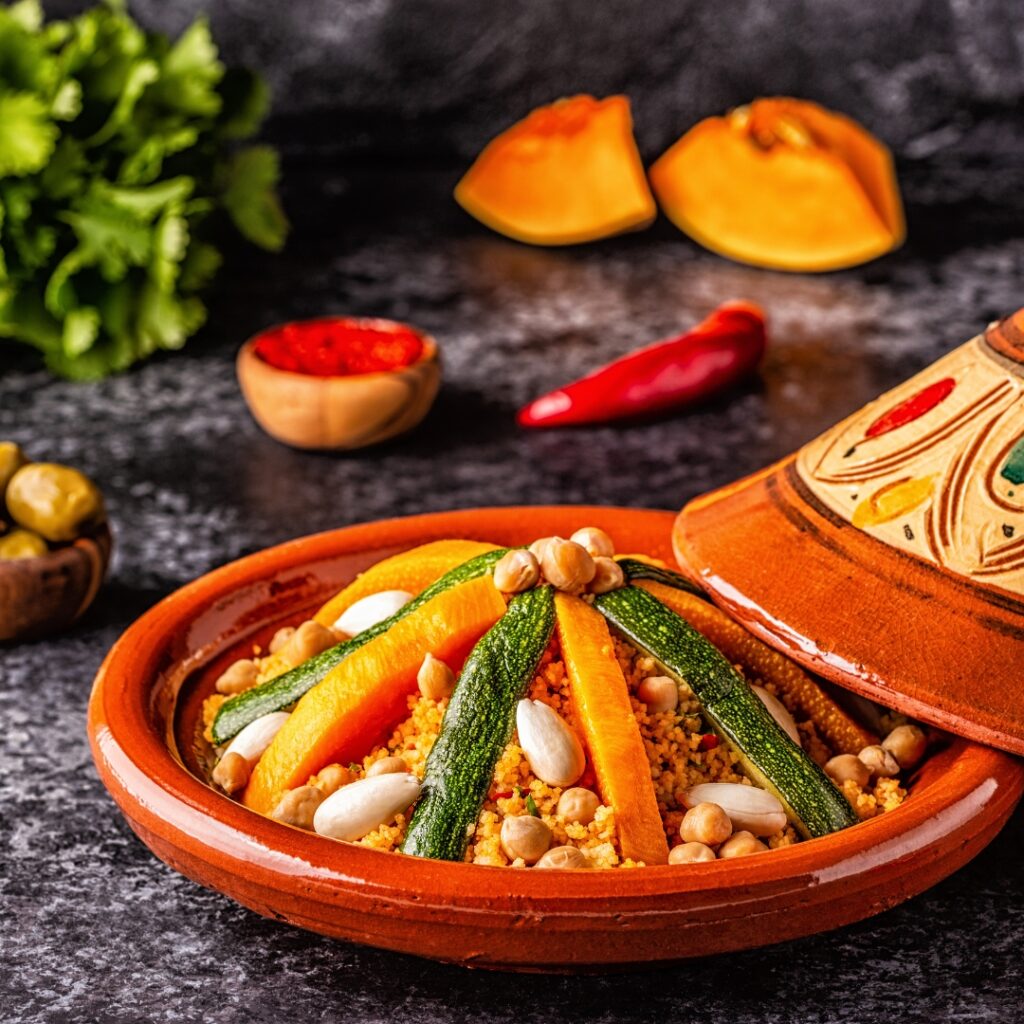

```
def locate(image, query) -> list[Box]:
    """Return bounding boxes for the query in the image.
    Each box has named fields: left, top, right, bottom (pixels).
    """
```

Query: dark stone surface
left=3, top=159, right=1024, bottom=1021
left=42, top=0, right=1024, bottom=179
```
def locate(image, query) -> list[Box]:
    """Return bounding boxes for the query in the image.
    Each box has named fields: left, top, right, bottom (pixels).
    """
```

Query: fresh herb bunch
left=0, top=0, right=287, bottom=379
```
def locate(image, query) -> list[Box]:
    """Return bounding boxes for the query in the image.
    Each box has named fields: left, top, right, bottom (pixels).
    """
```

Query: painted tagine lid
left=674, top=308, right=1024, bottom=756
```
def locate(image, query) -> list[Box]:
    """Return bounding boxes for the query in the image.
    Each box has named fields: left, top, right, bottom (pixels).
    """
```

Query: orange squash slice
left=637, top=581, right=875, bottom=755
left=649, top=97, right=905, bottom=271
left=243, top=575, right=507, bottom=814
left=555, top=593, right=669, bottom=865
left=455, top=95, right=656, bottom=245
left=313, top=539, right=499, bottom=628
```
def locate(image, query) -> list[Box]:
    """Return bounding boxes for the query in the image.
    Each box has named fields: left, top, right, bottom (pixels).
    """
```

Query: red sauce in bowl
left=252, top=318, right=426, bottom=377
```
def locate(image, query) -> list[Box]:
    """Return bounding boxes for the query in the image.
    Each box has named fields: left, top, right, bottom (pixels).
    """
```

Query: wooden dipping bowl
left=87, top=507, right=1023, bottom=971
left=1, top=522, right=111, bottom=642
left=237, top=318, right=441, bottom=451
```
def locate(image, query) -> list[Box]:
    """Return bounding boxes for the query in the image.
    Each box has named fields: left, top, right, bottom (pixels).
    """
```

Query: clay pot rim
left=237, top=316, right=439, bottom=386
left=88, top=507, right=1023, bottom=910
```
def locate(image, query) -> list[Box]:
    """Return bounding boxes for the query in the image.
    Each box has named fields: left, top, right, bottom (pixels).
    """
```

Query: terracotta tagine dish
left=88, top=506, right=1023, bottom=971
left=237, top=316, right=441, bottom=451
left=675, top=307, right=1024, bottom=757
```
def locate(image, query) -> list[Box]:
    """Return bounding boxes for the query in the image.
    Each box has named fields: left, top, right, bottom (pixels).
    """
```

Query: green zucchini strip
left=593, top=585, right=857, bottom=839
left=617, top=558, right=704, bottom=596
left=402, top=585, right=556, bottom=861
left=211, top=548, right=509, bottom=745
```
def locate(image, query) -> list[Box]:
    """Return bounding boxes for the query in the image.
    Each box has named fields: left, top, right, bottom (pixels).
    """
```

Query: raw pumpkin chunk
left=243, top=575, right=507, bottom=814
left=636, top=581, right=875, bottom=754
left=313, top=539, right=498, bottom=627
left=555, top=592, right=669, bottom=865
left=455, top=95, right=656, bottom=246
left=649, top=97, right=904, bottom=271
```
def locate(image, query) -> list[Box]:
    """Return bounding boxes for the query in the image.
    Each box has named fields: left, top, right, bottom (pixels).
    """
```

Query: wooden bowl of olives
left=0, top=442, right=111, bottom=643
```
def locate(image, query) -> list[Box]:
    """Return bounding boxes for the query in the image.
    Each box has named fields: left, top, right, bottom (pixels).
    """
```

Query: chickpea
left=534, top=845, right=589, bottom=869
left=268, top=626, right=296, bottom=654
left=557, top=787, right=601, bottom=825
left=271, top=785, right=323, bottom=829
left=315, top=763, right=353, bottom=795
left=500, top=814, right=552, bottom=864
left=882, top=724, right=927, bottom=769
left=0, top=528, right=48, bottom=560
left=858, top=744, right=900, bottom=778
left=824, top=753, right=870, bottom=788
left=589, top=556, right=625, bottom=594
left=528, top=536, right=558, bottom=563
left=493, top=549, right=540, bottom=593
left=636, top=675, right=679, bottom=714
left=417, top=653, right=456, bottom=700
left=0, top=441, right=26, bottom=498
left=539, top=538, right=595, bottom=594
left=680, top=802, right=733, bottom=847
left=214, top=658, right=259, bottom=695
left=366, top=755, right=408, bottom=778
left=569, top=526, right=615, bottom=559
left=279, top=620, right=336, bottom=668
left=212, top=751, right=250, bottom=795
left=6, top=462, right=104, bottom=542
left=669, top=842, right=716, bottom=865
left=717, top=830, right=768, bottom=859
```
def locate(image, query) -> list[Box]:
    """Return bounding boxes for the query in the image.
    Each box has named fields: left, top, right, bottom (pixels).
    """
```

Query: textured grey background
left=4, top=1, right=1024, bottom=1022
left=46, top=0, right=1024, bottom=175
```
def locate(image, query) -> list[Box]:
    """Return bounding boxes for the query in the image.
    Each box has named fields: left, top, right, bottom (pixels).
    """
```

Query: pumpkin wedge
left=649, top=97, right=904, bottom=272
left=636, top=581, right=875, bottom=754
left=243, top=575, right=507, bottom=814
left=313, top=539, right=499, bottom=627
left=555, top=593, right=669, bottom=865
left=455, top=95, right=656, bottom=246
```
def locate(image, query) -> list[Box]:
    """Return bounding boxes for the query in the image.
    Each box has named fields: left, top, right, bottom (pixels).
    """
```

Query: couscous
left=201, top=528, right=926, bottom=868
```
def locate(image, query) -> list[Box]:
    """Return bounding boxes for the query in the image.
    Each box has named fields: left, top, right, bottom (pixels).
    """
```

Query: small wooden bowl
left=237, top=318, right=441, bottom=451
left=87, top=508, right=1024, bottom=970
left=0, top=522, right=112, bottom=642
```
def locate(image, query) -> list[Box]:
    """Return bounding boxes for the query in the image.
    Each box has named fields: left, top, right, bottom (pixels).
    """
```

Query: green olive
left=0, top=528, right=49, bottom=560
left=6, top=463, right=105, bottom=542
left=0, top=441, right=27, bottom=499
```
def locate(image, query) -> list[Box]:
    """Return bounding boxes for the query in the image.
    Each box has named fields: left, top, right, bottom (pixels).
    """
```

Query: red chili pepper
left=517, top=301, right=767, bottom=428
left=698, top=734, right=719, bottom=751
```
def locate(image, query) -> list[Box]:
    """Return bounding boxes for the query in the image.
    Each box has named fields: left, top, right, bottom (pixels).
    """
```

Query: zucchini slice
left=402, top=584, right=556, bottom=861
left=617, top=557, right=703, bottom=596
left=212, top=548, right=508, bottom=745
left=593, top=585, right=857, bottom=839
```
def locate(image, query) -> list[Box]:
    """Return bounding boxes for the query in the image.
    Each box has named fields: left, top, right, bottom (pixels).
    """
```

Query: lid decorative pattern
left=797, top=329, right=1024, bottom=598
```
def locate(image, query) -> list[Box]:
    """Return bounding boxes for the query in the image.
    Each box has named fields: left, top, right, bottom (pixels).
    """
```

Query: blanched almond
left=313, top=773, right=422, bottom=842
left=683, top=782, right=787, bottom=837
left=332, top=590, right=413, bottom=637
left=516, top=699, right=586, bottom=787
left=224, top=710, right=290, bottom=764
left=752, top=686, right=801, bottom=746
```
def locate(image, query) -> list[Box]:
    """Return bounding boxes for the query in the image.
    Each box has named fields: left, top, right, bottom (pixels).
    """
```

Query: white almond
left=313, top=773, right=422, bottom=842
left=752, top=686, right=801, bottom=746
left=683, top=782, right=787, bottom=837
left=332, top=590, right=413, bottom=637
left=224, top=711, right=290, bottom=764
left=516, top=699, right=586, bottom=788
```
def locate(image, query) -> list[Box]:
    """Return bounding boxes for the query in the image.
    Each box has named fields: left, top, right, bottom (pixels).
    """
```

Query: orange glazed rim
left=87, top=506, right=1024, bottom=969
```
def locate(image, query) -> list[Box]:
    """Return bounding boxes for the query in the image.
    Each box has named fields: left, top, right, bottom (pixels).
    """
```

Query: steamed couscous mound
left=312, top=632, right=905, bottom=866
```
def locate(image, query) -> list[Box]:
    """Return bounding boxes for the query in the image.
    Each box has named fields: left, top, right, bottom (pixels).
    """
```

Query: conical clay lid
left=674, top=308, right=1024, bottom=755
